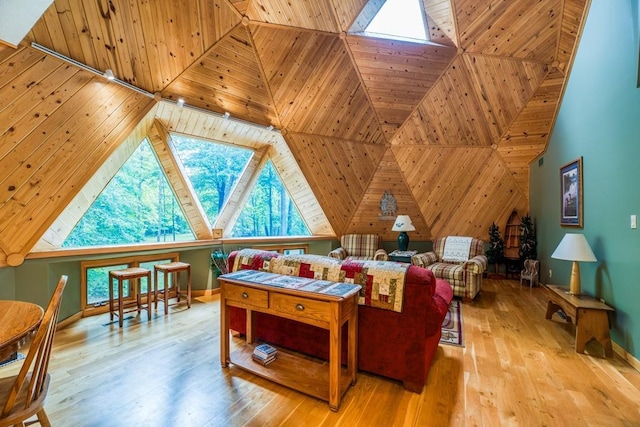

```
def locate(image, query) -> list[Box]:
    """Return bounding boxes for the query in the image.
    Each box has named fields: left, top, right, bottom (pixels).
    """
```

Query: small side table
left=388, top=250, right=417, bottom=263
left=154, top=261, right=192, bottom=314
left=109, top=267, right=152, bottom=327
left=504, top=257, right=521, bottom=279
left=544, top=284, right=615, bottom=357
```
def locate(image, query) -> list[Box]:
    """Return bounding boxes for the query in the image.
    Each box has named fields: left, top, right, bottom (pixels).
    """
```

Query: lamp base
left=568, top=260, right=581, bottom=295
left=398, top=232, right=409, bottom=252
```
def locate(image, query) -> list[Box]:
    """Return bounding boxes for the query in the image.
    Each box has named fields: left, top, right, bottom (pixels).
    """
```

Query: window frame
left=80, top=252, right=180, bottom=317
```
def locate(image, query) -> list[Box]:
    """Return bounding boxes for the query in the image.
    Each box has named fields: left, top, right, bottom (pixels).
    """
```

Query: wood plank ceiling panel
left=286, top=132, right=386, bottom=236
left=463, top=54, right=549, bottom=139
left=423, top=0, right=457, bottom=47
left=251, top=24, right=385, bottom=144
left=392, top=55, right=495, bottom=146
left=498, top=67, right=565, bottom=196
left=456, top=0, right=561, bottom=63
left=246, top=0, right=340, bottom=33
left=27, top=0, right=239, bottom=93
left=0, top=47, right=155, bottom=259
left=556, top=0, right=589, bottom=72
left=349, top=148, right=431, bottom=241
left=347, top=35, right=457, bottom=139
left=393, top=145, right=527, bottom=239
left=162, top=25, right=278, bottom=128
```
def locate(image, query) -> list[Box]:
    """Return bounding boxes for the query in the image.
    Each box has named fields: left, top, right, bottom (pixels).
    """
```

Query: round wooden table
left=0, top=301, right=44, bottom=363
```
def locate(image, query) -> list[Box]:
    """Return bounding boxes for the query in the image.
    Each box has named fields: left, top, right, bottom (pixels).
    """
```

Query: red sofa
left=225, top=249, right=453, bottom=393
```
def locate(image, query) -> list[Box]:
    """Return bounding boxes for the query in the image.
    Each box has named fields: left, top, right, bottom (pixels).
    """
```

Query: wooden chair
left=0, top=275, right=67, bottom=427
left=520, top=259, right=540, bottom=288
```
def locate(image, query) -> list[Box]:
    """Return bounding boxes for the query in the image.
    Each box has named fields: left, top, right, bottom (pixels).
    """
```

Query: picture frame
left=560, top=157, right=583, bottom=227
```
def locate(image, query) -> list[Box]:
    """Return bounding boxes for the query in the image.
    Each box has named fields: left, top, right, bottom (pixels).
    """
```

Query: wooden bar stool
left=108, top=267, right=152, bottom=328
left=154, top=261, right=191, bottom=315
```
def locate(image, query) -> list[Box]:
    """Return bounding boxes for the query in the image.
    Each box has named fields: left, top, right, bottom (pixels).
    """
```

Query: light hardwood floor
left=3, top=279, right=640, bottom=426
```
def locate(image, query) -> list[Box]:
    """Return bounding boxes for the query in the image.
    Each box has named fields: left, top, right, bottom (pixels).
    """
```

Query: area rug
left=440, top=300, right=464, bottom=347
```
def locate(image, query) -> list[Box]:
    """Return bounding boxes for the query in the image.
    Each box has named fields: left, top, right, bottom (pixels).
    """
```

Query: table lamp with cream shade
left=392, top=215, right=415, bottom=251
left=551, top=233, right=597, bottom=295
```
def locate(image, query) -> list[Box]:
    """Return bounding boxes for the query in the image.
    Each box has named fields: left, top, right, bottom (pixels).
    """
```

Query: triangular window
left=63, top=139, right=194, bottom=247
left=232, top=160, right=310, bottom=237
left=354, top=0, right=428, bottom=43
left=170, top=133, right=252, bottom=225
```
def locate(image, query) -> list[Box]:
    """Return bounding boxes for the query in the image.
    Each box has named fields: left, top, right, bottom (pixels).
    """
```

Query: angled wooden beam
left=148, top=119, right=213, bottom=240
left=214, top=145, right=271, bottom=237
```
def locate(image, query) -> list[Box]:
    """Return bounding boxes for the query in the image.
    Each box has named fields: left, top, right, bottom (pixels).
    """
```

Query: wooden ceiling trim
left=350, top=148, right=431, bottom=240
left=347, top=35, right=457, bottom=139
left=148, top=120, right=212, bottom=239
left=246, top=0, right=340, bottom=33
left=34, top=107, right=157, bottom=251
left=228, top=0, right=250, bottom=16
left=286, top=132, right=386, bottom=236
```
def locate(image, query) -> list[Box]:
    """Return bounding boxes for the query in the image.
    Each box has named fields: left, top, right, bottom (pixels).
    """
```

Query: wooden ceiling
left=0, top=0, right=591, bottom=264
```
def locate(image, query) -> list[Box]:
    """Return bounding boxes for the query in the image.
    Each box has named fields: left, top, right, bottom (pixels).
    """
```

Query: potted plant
left=518, top=215, right=537, bottom=261
left=486, top=222, right=505, bottom=274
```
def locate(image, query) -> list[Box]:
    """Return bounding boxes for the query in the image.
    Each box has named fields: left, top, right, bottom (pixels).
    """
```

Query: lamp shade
left=392, top=215, right=415, bottom=232
left=551, top=233, right=597, bottom=262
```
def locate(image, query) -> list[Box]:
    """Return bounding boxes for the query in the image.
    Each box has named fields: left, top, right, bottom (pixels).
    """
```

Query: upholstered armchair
left=412, top=236, right=487, bottom=301
left=328, top=234, right=388, bottom=261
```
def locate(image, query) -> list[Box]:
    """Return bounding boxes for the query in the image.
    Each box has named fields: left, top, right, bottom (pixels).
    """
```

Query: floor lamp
left=550, top=233, right=597, bottom=295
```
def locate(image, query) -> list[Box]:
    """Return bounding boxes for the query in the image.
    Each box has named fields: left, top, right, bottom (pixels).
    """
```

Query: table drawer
left=270, top=293, right=330, bottom=324
left=224, top=283, right=268, bottom=308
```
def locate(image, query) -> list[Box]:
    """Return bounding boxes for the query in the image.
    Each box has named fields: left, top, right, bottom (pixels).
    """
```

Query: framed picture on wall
left=560, top=157, right=583, bottom=227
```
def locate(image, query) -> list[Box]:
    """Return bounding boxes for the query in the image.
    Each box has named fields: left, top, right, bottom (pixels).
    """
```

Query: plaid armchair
left=328, top=234, right=388, bottom=261
left=412, top=237, right=487, bottom=301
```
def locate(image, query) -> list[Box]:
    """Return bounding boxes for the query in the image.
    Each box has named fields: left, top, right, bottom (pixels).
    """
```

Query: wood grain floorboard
left=2, top=279, right=639, bottom=426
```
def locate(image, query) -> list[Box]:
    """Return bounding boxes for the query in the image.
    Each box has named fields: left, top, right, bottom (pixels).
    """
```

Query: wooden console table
left=219, top=270, right=361, bottom=411
left=543, top=284, right=614, bottom=357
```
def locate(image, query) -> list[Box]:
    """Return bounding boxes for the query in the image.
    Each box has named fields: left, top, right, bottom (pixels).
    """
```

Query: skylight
left=364, top=0, right=428, bottom=43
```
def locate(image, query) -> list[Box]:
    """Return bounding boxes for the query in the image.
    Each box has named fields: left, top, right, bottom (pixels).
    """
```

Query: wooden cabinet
left=219, top=271, right=360, bottom=411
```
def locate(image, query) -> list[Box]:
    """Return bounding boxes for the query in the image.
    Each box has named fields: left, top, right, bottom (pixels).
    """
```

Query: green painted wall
left=531, top=0, right=640, bottom=359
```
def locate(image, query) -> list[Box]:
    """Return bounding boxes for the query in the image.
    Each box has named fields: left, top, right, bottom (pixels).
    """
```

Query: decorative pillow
left=442, top=236, right=473, bottom=262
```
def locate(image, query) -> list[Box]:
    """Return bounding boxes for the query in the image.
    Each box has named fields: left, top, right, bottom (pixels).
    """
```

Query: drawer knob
left=295, top=303, right=305, bottom=311
left=242, top=292, right=249, bottom=299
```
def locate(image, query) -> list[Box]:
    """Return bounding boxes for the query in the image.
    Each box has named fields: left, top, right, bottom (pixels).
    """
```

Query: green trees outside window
left=232, top=160, right=310, bottom=237
left=64, top=139, right=194, bottom=248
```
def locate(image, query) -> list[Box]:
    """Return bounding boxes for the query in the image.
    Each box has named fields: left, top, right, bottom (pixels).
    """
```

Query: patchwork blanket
left=230, top=250, right=408, bottom=312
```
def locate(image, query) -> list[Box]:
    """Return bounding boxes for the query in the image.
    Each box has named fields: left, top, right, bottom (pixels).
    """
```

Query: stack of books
left=252, top=343, right=277, bottom=365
